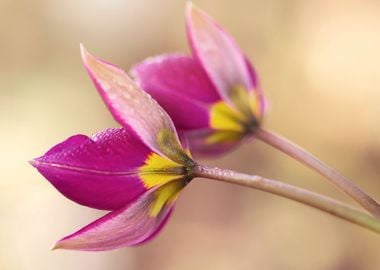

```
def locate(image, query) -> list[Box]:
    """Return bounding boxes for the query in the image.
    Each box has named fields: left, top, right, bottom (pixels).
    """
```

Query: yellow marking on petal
left=210, top=101, right=245, bottom=132
left=229, top=85, right=254, bottom=118
left=210, top=85, right=263, bottom=133
left=157, top=128, right=190, bottom=165
left=206, top=131, right=242, bottom=145
left=230, top=85, right=263, bottom=120
left=249, top=91, right=263, bottom=120
left=184, top=147, right=192, bottom=158
left=149, top=180, right=185, bottom=217
left=139, top=153, right=183, bottom=189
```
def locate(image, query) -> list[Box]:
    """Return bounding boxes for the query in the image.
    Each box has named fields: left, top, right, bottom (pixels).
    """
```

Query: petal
left=80, top=45, right=189, bottom=164
left=31, top=128, right=150, bottom=210
left=186, top=3, right=257, bottom=106
left=149, top=93, right=210, bottom=130
left=245, top=57, right=266, bottom=116
left=131, top=54, right=219, bottom=103
left=185, top=129, right=243, bottom=157
left=53, top=180, right=186, bottom=251
left=131, top=54, right=220, bottom=130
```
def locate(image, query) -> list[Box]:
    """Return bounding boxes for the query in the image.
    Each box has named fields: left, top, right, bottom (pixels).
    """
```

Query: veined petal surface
left=54, top=180, right=186, bottom=251
left=31, top=128, right=150, bottom=210
left=186, top=3, right=257, bottom=107
left=80, top=45, right=188, bottom=164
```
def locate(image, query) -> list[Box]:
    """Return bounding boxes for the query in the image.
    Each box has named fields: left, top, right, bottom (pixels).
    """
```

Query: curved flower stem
left=254, top=128, right=380, bottom=217
left=194, top=164, right=380, bottom=233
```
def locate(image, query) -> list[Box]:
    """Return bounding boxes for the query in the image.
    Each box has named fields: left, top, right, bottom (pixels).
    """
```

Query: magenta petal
left=80, top=45, right=186, bottom=162
left=31, top=128, right=150, bottom=210
left=132, top=54, right=221, bottom=130
left=54, top=181, right=183, bottom=251
left=186, top=129, right=243, bottom=157
left=143, top=91, right=210, bottom=130
left=186, top=3, right=257, bottom=105
left=132, top=54, right=219, bottom=103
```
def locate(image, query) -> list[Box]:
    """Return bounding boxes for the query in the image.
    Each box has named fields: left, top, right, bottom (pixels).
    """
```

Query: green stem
left=254, top=128, right=380, bottom=217
left=194, top=164, right=380, bottom=233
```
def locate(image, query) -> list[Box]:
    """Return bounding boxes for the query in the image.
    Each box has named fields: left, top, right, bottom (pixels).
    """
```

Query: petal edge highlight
left=53, top=180, right=186, bottom=251
left=186, top=3, right=257, bottom=108
left=80, top=45, right=189, bottom=164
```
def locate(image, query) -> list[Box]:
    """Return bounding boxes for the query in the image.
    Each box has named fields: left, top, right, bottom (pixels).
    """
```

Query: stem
left=194, top=164, right=380, bottom=233
left=255, top=128, right=380, bottom=217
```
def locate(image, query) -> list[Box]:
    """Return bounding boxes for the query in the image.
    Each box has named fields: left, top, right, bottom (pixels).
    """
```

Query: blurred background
left=1, top=0, right=380, bottom=269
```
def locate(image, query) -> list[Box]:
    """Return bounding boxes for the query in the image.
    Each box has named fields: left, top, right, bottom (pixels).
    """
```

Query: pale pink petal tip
left=51, top=242, right=61, bottom=251
left=186, top=1, right=193, bottom=11
left=185, top=2, right=257, bottom=106
left=50, top=180, right=185, bottom=251
left=79, top=45, right=188, bottom=163
left=80, top=44, right=94, bottom=67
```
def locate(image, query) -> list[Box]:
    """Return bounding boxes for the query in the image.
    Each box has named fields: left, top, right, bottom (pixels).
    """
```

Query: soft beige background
left=1, top=0, right=380, bottom=269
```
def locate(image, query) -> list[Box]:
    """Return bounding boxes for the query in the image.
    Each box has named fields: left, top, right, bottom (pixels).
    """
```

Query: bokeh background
left=1, top=0, right=380, bottom=269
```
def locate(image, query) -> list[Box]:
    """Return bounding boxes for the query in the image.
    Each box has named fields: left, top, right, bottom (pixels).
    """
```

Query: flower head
left=31, top=46, right=195, bottom=251
left=132, top=3, right=265, bottom=156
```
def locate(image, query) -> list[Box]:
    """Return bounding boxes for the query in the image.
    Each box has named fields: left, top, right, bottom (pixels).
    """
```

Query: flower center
left=139, top=153, right=188, bottom=188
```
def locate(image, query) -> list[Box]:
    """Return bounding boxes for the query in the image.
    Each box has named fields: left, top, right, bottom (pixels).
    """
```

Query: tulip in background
left=133, top=3, right=380, bottom=217
left=30, top=3, right=380, bottom=252
left=133, top=3, right=265, bottom=156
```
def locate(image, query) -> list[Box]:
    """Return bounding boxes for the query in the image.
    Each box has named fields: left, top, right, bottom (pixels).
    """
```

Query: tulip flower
left=132, top=3, right=265, bottom=156
left=31, top=46, right=195, bottom=251
left=132, top=3, right=380, bottom=217
left=30, top=45, right=380, bottom=252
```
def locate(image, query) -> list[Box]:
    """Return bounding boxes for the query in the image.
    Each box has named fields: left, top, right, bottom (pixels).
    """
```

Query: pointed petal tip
left=80, top=44, right=101, bottom=72
left=79, top=43, right=87, bottom=56
left=51, top=239, right=68, bottom=251
left=51, top=238, right=78, bottom=251
left=185, top=1, right=193, bottom=11
left=186, top=1, right=205, bottom=20
left=186, top=1, right=198, bottom=20
left=79, top=43, right=92, bottom=66
left=28, top=159, right=49, bottom=169
left=51, top=239, right=80, bottom=251
left=29, top=159, right=42, bottom=168
left=28, top=159, right=36, bottom=166
left=51, top=242, right=60, bottom=251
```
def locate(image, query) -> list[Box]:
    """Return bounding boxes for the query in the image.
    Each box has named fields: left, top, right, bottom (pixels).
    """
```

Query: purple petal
left=132, top=54, right=219, bottom=103
left=131, top=54, right=222, bottom=130
left=185, top=129, right=244, bottom=157
left=53, top=180, right=186, bottom=251
left=31, top=128, right=150, bottom=210
left=80, top=45, right=188, bottom=164
left=186, top=3, right=257, bottom=106
left=151, top=94, right=210, bottom=130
